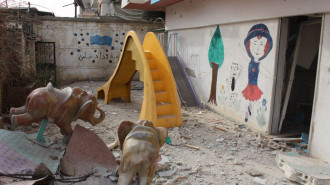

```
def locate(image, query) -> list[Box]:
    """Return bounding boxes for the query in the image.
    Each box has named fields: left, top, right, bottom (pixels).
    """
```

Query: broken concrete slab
left=276, top=152, right=330, bottom=185
left=59, top=125, right=118, bottom=176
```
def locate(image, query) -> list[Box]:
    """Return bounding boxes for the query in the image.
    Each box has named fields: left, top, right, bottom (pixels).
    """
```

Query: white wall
left=36, top=19, right=151, bottom=84
left=309, top=14, right=330, bottom=163
left=166, top=0, right=330, bottom=30
left=168, top=19, right=279, bottom=132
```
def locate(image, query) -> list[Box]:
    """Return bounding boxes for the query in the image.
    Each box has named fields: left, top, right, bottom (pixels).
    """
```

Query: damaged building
left=1, top=0, right=330, bottom=184
left=122, top=0, right=330, bottom=165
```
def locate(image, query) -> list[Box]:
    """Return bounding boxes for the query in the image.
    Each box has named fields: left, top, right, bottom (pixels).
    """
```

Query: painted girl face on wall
left=249, top=36, right=267, bottom=62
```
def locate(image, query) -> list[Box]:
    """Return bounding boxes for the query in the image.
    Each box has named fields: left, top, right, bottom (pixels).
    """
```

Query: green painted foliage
left=208, top=25, right=224, bottom=69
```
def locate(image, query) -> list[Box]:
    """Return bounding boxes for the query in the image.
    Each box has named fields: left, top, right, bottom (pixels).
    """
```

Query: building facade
left=122, top=0, right=330, bottom=163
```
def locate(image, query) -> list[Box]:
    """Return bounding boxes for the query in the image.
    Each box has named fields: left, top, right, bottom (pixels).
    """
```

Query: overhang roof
left=122, top=0, right=183, bottom=11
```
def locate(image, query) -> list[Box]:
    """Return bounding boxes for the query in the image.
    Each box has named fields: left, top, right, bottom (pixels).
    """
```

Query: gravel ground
left=10, top=80, right=297, bottom=185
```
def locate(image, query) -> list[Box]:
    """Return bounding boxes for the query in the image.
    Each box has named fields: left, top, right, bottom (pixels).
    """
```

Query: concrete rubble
left=276, top=152, right=330, bottom=185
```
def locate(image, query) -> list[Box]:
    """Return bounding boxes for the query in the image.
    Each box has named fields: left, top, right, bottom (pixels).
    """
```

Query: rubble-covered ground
left=13, top=81, right=297, bottom=185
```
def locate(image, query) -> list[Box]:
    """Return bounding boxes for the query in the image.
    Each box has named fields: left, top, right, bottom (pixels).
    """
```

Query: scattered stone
left=197, top=111, right=205, bottom=115
left=182, top=113, right=189, bottom=117
left=253, top=177, right=267, bottom=185
left=158, top=169, right=176, bottom=177
left=267, top=140, right=281, bottom=150
left=279, top=177, right=287, bottom=182
left=32, top=123, right=39, bottom=128
left=206, top=162, right=215, bottom=167
left=176, top=162, right=183, bottom=166
left=234, top=159, right=244, bottom=165
left=94, top=167, right=108, bottom=177
left=168, top=130, right=186, bottom=145
left=164, top=180, right=176, bottom=185
left=49, top=155, right=58, bottom=160
left=234, top=132, right=241, bottom=137
left=238, top=124, right=246, bottom=129
left=279, top=142, right=287, bottom=149
left=180, top=131, right=191, bottom=140
left=245, top=169, right=264, bottom=177
left=156, top=155, right=171, bottom=172
left=109, top=175, right=118, bottom=182
left=179, top=181, right=191, bottom=185
left=155, top=178, right=167, bottom=184
left=112, top=151, right=120, bottom=158
left=216, top=138, right=224, bottom=142
left=182, top=167, right=192, bottom=171
left=230, top=147, right=238, bottom=151
left=110, top=112, right=118, bottom=115
left=188, top=165, right=201, bottom=175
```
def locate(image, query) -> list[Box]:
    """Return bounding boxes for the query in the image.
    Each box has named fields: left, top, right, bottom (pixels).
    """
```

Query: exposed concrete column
left=98, top=0, right=111, bottom=16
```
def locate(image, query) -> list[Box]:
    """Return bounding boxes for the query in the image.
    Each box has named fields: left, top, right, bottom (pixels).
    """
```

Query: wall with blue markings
left=36, top=20, right=154, bottom=85
left=90, top=35, right=112, bottom=46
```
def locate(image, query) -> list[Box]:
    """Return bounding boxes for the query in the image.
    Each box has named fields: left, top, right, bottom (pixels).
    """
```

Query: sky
left=5, top=0, right=76, bottom=17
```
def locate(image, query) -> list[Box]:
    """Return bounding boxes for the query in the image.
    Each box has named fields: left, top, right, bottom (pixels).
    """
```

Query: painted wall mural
left=256, top=98, right=268, bottom=127
left=167, top=19, right=278, bottom=132
left=208, top=25, right=224, bottom=105
left=241, top=23, right=273, bottom=122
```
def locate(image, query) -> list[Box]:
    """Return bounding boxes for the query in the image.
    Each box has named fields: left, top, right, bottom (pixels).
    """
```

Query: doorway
left=35, top=42, right=56, bottom=86
left=272, top=16, right=322, bottom=135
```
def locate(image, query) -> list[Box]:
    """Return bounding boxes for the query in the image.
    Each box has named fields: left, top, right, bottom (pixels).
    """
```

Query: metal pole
left=75, top=3, right=77, bottom=18
left=28, top=2, right=30, bottom=14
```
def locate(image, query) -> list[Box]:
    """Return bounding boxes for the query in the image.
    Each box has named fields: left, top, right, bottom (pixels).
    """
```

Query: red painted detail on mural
left=242, top=84, right=263, bottom=102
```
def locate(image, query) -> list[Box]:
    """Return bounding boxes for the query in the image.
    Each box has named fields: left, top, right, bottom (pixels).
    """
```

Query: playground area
left=2, top=80, right=290, bottom=185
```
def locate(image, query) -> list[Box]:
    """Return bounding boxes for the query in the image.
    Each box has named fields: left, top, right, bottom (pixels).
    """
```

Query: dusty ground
left=12, top=81, right=297, bottom=185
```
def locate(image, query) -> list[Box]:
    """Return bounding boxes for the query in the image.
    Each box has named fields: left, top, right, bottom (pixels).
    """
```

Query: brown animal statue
left=10, top=82, right=105, bottom=142
left=117, top=120, right=168, bottom=185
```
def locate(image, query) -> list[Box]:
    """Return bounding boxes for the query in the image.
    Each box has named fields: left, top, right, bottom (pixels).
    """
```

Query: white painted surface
left=36, top=19, right=152, bottom=84
left=121, top=0, right=129, bottom=8
left=165, top=0, right=330, bottom=30
left=168, top=19, right=279, bottom=132
left=309, top=14, right=330, bottom=163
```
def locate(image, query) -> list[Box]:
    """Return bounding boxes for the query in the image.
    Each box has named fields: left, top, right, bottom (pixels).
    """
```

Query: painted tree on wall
left=208, top=25, right=224, bottom=105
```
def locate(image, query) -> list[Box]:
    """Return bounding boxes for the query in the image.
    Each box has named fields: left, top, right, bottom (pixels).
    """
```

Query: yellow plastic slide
left=96, top=31, right=182, bottom=128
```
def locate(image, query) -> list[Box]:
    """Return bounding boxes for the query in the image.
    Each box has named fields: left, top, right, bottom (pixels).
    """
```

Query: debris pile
left=1, top=81, right=327, bottom=184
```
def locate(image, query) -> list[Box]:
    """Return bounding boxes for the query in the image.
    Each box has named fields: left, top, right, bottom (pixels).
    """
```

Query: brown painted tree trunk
left=208, top=62, right=219, bottom=105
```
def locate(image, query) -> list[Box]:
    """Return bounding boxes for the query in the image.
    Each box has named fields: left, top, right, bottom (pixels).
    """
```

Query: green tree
left=208, top=25, right=224, bottom=105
